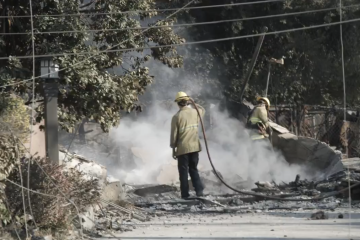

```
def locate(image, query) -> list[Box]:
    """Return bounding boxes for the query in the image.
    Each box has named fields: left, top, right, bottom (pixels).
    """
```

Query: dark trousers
left=177, top=152, right=204, bottom=198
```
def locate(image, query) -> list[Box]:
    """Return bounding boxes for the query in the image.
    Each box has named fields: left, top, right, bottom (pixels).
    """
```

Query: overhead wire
left=7, top=105, right=29, bottom=238
left=5, top=178, right=58, bottom=198
left=1, top=0, right=356, bottom=236
left=0, top=0, right=195, bottom=88
left=0, top=0, right=285, bottom=19
left=2, top=196, right=22, bottom=240
left=27, top=0, right=38, bottom=230
left=339, top=0, right=352, bottom=237
left=2, top=119, right=83, bottom=239
left=0, top=3, right=358, bottom=89
left=1, top=4, right=359, bottom=36
left=16, top=152, right=29, bottom=239
left=0, top=16, right=360, bottom=62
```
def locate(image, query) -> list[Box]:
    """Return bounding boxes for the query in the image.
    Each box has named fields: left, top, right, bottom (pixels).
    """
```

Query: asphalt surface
left=96, top=208, right=360, bottom=240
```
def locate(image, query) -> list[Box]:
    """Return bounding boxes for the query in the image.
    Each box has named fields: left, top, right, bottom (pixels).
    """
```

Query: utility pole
left=265, top=57, right=284, bottom=98
left=239, top=26, right=268, bottom=100
left=41, top=58, right=60, bottom=164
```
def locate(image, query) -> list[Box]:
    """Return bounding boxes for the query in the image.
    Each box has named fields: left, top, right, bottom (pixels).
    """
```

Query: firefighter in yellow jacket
left=170, top=92, right=205, bottom=199
left=246, top=97, right=272, bottom=142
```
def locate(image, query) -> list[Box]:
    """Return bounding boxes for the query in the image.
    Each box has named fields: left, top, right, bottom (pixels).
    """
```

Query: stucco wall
left=24, top=121, right=46, bottom=159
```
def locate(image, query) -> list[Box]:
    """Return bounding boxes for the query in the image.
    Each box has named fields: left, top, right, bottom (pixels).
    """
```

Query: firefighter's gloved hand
left=172, top=148, right=177, bottom=160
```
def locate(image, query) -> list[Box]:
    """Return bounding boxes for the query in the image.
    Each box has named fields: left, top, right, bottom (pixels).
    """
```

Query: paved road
left=97, top=209, right=360, bottom=240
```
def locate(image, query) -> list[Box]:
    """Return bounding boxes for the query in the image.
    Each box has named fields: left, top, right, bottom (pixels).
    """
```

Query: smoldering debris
left=78, top=167, right=360, bottom=239
left=310, top=211, right=328, bottom=220
left=123, top=168, right=360, bottom=214
left=43, top=144, right=360, bottom=239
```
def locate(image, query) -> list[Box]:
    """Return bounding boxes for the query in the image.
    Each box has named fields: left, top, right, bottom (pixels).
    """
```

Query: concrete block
left=101, top=181, right=124, bottom=202
left=79, top=206, right=95, bottom=230
left=60, top=150, right=107, bottom=187
left=272, top=127, right=343, bottom=179
left=269, top=122, right=290, bottom=134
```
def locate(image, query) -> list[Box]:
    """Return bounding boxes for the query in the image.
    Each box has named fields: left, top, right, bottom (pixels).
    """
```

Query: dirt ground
left=96, top=209, right=360, bottom=240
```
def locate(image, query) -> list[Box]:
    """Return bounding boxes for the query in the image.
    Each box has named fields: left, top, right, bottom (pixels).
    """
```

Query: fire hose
left=189, top=98, right=359, bottom=202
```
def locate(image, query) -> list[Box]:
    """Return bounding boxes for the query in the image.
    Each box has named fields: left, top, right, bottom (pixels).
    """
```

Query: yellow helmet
left=174, top=91, right=189, bottom=102
left=257, top=97, right=270, bottom=108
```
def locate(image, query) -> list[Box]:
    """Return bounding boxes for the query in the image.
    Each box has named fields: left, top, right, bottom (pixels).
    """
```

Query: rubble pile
left=93, top=201, right=147, bottom=234
left=103, top=164, right=360, bottom=220
left=2, top=148, right=358, bottom=240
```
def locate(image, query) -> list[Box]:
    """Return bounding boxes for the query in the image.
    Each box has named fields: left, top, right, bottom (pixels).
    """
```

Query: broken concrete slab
left=79, top=205, right=95, bottom=230
left=272, top=132, right=343, bottom=178
left=269, top=121, right=290, bottom=134
left=101, top=181, right=124, bottom=204
left=60, top=149, right=107, bottom=187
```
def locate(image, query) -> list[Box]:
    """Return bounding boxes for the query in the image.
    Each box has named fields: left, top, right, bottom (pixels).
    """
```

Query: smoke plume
left=65, top=19, right=310, bottom=188
left=107, top=56, right=309, bottom=187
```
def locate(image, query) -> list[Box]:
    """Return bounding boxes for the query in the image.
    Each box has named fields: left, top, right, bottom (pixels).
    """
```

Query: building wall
left=24, top=121, right=46, bottom=159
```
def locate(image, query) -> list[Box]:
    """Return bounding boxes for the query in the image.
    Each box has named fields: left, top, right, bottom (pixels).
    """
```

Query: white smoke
left=65, top=19, right=309, bottom=187
left=109, top=95, right=308, bottom=187
left=198, top=106, right=307, bottom=184
left=109, top=104, right=176, bottom=184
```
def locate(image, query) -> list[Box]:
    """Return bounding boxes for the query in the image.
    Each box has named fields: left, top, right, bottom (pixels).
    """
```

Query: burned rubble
left=2, top=152, right=358, bottom=240
left=83, top=159, right=360, bottom=238
left=3, top=127, right=357, bottom=240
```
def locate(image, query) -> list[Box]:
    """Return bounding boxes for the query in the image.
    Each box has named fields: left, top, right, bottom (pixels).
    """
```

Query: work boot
left=181, top=194, right=190, bottom=200
left=196, top=191, right=204, bottom=197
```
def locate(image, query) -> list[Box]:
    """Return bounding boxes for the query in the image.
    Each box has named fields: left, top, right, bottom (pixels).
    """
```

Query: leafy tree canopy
left=0, top=0, right=185, bottom=131
left=168, top=0, right=360, bottom=112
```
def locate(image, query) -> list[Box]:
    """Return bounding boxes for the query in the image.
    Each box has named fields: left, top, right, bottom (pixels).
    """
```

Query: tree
left=167, top=0, right=360, bottom=112
left=0, top=0, right=185, bottom=131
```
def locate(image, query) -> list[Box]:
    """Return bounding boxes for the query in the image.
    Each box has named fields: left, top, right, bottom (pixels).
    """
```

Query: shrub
left=5, top=158, right=100, bottom=230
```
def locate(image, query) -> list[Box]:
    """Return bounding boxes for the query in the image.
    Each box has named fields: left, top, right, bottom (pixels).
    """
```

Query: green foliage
left=0, top=94, right=29, bottom=142
left=0, top=94, right=28, bottom=226
left=169, top=0, right=360, bottom=110
left=0, top=0, right=185, bottom=131
left=0, top=134, right=23, bottom=226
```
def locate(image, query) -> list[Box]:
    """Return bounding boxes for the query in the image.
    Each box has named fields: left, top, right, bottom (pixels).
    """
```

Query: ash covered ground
left=88, top=167, right=360, bottom=239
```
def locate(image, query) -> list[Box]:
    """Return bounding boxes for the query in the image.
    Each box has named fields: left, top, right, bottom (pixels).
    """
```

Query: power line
left=0, top=0, right=285, bottom=19
left=339, top=0, right=351, bottom=236
left=2, top=121, right=84, bottom=239
left=0, top=0, right=197, bottom=88
left=2, top=4, right=359, bottom=36
left=5, top=178, right=58, bottom=198
left=26, top=0, right=38, bottom=232
left=1, top=3, right=358, bottom=89
left=0, top=16, right=359, bottom=63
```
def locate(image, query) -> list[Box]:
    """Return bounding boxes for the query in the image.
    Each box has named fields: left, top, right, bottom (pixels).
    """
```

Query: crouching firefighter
left=170, top=91, right=205, bottom=199
left=246, top=97, right=273, bottom=143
